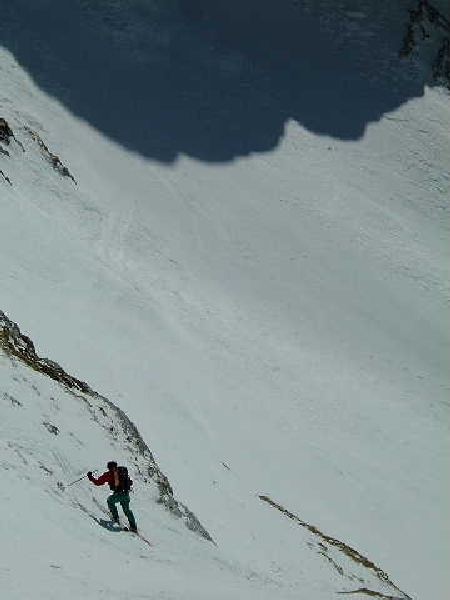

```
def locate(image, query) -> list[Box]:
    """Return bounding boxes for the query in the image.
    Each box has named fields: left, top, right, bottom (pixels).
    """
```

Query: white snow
left=1, top=2, right=449, bottom=599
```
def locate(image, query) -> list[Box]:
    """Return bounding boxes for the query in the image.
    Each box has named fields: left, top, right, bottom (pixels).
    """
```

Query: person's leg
left=119, top=494, right=137, bottom=530
left=107, top=492, right=120, bottom=522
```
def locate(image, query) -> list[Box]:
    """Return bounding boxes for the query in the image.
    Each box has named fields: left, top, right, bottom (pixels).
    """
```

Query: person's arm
left=88, top=471, right=110, bottom=486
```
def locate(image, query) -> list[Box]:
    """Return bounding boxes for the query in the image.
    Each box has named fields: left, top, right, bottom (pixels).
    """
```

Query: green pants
left=107, top=491, right=137, bottom=529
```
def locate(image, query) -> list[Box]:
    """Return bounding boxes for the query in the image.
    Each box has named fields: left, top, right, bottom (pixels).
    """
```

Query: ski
left=122, top=525, right=153, bottom=546
left=137, top=533, right=153, bottom=548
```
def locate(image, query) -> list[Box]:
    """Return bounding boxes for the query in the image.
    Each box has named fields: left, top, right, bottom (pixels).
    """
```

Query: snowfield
left=1, top=1, right=449, bottom=599
left=0, top=318, right=411, bottom=600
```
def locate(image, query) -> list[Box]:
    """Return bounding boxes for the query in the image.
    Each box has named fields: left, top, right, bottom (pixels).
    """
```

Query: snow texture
left=0, top=1, right=449, bottom=599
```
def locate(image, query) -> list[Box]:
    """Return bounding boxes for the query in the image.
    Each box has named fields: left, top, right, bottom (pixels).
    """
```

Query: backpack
left=116, top=466, right=131, bottom=493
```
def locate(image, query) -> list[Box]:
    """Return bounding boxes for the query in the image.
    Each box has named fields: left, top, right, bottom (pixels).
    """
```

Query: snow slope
left=0, top=314, right=409, bottom=600
left=1, top=1, right=449, bottom=598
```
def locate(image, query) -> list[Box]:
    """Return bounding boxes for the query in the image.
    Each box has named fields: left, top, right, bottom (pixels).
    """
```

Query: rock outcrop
left=0, top=117, right=13, bottom=144
left=0, top=309, right=213, bottom=542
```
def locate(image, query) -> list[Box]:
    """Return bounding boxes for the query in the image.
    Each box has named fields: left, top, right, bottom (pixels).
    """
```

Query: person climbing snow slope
left=88, top=461, right=138, bottom=532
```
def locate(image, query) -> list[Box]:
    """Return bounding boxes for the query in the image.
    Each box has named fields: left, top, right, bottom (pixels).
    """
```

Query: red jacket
left=88, top=470, right=133, bottom=490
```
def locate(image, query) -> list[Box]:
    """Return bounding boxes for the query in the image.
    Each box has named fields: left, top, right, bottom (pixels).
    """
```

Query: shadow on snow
left=0, top=0, right=429, bottom=163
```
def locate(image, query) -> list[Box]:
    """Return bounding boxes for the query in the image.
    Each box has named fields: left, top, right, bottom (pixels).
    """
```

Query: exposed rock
left=0, top=169, right=12, bottom=185
left=400, top=1, right=450, bottom=88
left=42, top=421, right=59, bottom=435
left=0, top=309, right=213, bottom=542
left=259, top=495, right=411, bottom=600
left=24, top=126, right=77, bottom=184
left=0, top=117, right=13, bottom=145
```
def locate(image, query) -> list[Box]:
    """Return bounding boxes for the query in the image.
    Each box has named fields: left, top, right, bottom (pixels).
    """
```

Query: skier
left=88, top=461, right=138, bottom=532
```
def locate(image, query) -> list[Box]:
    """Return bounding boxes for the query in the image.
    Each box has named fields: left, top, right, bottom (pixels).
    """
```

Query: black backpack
left=116, top=466, right=131, bottom=492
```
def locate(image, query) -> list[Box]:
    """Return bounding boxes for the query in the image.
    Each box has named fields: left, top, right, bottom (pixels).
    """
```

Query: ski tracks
left=97, top=191, right=136, bottom=277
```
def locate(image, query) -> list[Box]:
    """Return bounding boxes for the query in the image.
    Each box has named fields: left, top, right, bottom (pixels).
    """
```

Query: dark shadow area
left=74, top=501, right=123, bottom=532
left=95, top=517, right=123, bottom=533
left=0, top=0, right=432, bottom=163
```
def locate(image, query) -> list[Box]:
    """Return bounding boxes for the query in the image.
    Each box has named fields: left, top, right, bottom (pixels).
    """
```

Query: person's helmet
left=107, top=461, right=118, bottom=470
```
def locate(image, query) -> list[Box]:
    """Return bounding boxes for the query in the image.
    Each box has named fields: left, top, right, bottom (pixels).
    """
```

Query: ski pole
left=67, top=470, right=97, bottom=487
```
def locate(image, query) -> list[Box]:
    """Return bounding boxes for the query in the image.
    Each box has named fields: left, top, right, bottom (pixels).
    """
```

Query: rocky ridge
left=0, top=309, right=213, bottom=542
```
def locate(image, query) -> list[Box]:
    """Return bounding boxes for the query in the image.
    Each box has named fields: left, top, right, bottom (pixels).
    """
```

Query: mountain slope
left=1, top=2, right=449, bottom=598
left=1, top=312, right=412, bottom=600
